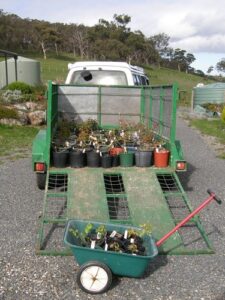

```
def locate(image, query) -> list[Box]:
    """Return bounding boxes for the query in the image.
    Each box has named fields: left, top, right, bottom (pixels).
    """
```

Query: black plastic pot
left=101, top=154, right=112, bottom=168
left=135, top=150, right=153, bottom=167
left=69, top=150, right=86, bottom=168
left=111, top=155, right=120, bottom=167
left=53, top=150, right=69, bottom=168
left=87, top=150, right=101, bottom=167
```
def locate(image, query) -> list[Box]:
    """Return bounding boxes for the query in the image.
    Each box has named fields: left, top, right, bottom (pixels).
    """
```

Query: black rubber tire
left=36, top=173, right=46, bottom=190
left=77, top=261, right=112, bottom=294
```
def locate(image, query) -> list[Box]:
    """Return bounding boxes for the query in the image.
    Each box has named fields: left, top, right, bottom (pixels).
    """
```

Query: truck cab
left=65, top=61, right=149, bottom=86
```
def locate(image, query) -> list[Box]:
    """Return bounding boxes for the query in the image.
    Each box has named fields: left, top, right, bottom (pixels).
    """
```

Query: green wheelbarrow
left=64, top=189, right=222, bottom=294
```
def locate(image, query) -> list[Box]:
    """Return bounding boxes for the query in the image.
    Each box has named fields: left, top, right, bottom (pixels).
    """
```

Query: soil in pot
left=52, top=150, right=69, bottom=168
left=101, top=154, right=112, bottom=168
left=119, top=152, right=134, bottom=167
left=69, top=149, right=86, bottom=168
left=87, top=150, right=101, bottom=167
left=154, top=149, right=170, bottom=168
left=135, top=150, right=153, bottom=167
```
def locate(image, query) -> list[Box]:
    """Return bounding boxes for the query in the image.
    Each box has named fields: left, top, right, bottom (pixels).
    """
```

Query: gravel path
left=0, top=117, right=225, bottom=300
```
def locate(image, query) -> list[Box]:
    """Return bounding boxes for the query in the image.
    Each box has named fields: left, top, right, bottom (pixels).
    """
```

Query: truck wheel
left=36, top=173, right=46, bottom=190
left=77, top=261, right=112, bottom=294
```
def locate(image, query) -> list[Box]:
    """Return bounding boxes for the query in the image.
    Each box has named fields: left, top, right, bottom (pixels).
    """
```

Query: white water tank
left=0, top=56, right=41, bottom=88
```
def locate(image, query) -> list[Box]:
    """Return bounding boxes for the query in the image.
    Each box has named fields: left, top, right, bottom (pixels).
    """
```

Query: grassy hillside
left=144, top=66, right=215, bottom=105
left=29, top=53, right=215, bottom=106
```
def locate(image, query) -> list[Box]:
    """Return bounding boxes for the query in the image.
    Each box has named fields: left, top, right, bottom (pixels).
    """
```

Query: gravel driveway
left=0, top=117, right=225, bottom=300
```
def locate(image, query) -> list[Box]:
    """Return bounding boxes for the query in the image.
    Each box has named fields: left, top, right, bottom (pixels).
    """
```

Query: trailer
left=32, top=82, right=214, bottom=259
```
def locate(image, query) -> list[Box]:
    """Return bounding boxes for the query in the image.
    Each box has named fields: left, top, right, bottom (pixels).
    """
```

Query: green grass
left=144, top=66, right=215, bottom=106
left=0, top=124, right=39, bottom=160
left=190, top=119, right=225, bottom=143
left=190, top=119, right=225, bottom=158
left=26, top=52, right=75, bottom=83
left=24, top=52, right=216, bottom=106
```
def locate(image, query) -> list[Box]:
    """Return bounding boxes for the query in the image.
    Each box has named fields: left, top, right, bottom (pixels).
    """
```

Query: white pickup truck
left=65, top=61, right=149, bottom=86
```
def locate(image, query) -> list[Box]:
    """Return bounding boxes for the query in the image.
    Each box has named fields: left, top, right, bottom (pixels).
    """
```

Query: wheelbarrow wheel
left=77, top=261, right=112, bottom=294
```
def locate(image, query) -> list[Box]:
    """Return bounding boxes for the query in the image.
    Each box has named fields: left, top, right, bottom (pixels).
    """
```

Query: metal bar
left=170, top=83, right=178, bottom=144
left=14, top=55, right=18, bottom=81
left=4, top=54, right=8, bottom=86
left=140, top=87, right=145, bottom=123
left=156, top=194, right=216, bottom=247
left=97, top=86, right=102, bottom=126
left=159, top=87, right=164, bottom=136
left=149, top=87, right=153, bottom=128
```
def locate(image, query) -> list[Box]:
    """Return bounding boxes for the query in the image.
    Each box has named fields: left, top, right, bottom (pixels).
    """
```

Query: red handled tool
left=156, top=189, right=222, bottom=247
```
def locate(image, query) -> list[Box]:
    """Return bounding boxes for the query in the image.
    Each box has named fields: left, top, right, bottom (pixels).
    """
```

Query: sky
left=1, top=0, right=225, bottom=75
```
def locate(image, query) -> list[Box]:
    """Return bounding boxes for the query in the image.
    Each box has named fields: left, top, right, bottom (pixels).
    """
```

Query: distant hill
left=31, top=53, right=216, bottom=106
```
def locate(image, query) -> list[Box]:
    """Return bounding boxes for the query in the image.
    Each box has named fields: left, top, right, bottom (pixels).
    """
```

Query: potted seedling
left=154, top=145, right=170, bottom=168
left=118, top=119, right=136, bottom=167
left=69, top=126, right=90, bottom=168
left=69, top=222, right=94, bottom=247
left=52, top=119, right=72, bottom=168
left=135, top=123, right=154, bottom=167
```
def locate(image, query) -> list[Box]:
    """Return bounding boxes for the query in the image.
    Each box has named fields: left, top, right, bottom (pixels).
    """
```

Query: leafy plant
left=221, top=106, right=225, bottom=123
left=0, top=105, right=19, bottom=119
left=69, top=223, right=94, bottom=245
left=5, top=81, right=34, bottom=94
left=139, top=223, right=152, bottom=236
left=135, top=123, right=154, bottom=150
left=96, top=224, right=107, bottom=238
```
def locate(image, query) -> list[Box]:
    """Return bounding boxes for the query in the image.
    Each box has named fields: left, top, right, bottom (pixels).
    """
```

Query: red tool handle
left=156, top=190, right=222, bottom=247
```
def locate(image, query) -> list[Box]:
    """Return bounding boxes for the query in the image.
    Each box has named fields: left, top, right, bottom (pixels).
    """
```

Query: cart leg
left=77, top=261, right=112, bottom=294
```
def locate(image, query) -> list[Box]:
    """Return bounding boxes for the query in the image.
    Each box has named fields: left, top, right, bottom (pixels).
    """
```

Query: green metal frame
left=36, top=168, right=214, bottom=256
left=34, top=81, right=213, bottom=256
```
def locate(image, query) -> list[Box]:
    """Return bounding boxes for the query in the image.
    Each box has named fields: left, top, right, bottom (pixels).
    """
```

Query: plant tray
left=64, top=219, right=158, bottom=278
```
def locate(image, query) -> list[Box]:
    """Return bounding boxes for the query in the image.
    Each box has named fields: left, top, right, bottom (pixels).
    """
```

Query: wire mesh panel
left=103, top=174, right=130, bottom=220
left=107, top=196, right=130, bottom=220
left=156, top=172, right=212, bottom=253
left=162, top=87, right=173, bottom=138
left=57, top=86, right=99, bottom=122
left=165, top=195, right=190, bottom=219
left=178, top=224, right=208, bottom=250
left=147, top=86, right=174, bottom=140
left=40, top=223, right=67, bottom=252
left=103, top=174, right=125, bottom=193
left=101, top=87, right=142, bottom=125
left=48, top=173, right=68, bottom=193
left=45, top=173, right=68, bottom=220
left=156, top=173, right=180, bottom=192
left=150, top=87, right=161, bottom=132
left=45, top=195, right=67, bottom=219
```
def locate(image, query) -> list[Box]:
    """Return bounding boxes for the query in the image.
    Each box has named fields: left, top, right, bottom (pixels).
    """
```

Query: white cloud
left=1, top=0, right=225, bottom=71
left=170, top=34, right=225, bottom=53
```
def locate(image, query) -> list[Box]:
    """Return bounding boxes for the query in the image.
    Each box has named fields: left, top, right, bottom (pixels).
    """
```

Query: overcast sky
left=1, top=0, right=225, bottom=74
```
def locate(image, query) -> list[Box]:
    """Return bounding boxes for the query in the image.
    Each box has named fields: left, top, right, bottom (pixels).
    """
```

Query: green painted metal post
left=170, top=83, right=179, bottom=144
left=98, top=86, right=102, bottom=126
left=140, top=87, right=145, bottom=123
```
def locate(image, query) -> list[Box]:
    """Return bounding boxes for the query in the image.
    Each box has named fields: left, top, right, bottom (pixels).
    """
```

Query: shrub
left=221, top=106, right=225, bottom=123
left=0, top=105, right=19, bottom=119
left=5, top=81, right=34, bottom=94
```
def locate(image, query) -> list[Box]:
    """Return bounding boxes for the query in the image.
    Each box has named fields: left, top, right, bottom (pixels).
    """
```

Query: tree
left=173, top=48, right=187, bottom=72
left=149, top=33, right=170, bottom=68
left=185, top=53, right=195, bottom=72
left=207, top=66, right=214, bottom=74
left=33, top=21, right=63, bottom=59
left=113, top=14, right=131, bottom=31
left=216, top=59, right=225, bottom=73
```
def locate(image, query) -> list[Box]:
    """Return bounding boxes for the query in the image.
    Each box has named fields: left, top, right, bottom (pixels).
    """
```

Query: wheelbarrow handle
left=156, top=189, right=222, bottom=247
left=207, top=189, right=222, bottom=204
